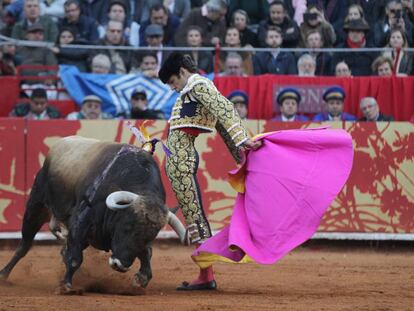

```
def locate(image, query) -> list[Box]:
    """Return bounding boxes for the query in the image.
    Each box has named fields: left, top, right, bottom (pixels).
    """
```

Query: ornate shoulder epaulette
left=180, top=74, right=212, bottom=96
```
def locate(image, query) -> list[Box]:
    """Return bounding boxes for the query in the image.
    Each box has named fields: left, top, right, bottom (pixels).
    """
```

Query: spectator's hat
left=131, top=88, right=147, bottom=100
left=31, top=88, right=47, bottom=99
left=343, top=18, right=370, bottom=32
left=228, top=90, right=248, bottom=106
left=277, top=88, right=301, bottom=105
left=82, top=95, right=102, bottom=105
left=323, top=86, right=346, bottom=101
left=145, top=24, right=164, bottom=37
left=27, top=23, right=44, bottom=33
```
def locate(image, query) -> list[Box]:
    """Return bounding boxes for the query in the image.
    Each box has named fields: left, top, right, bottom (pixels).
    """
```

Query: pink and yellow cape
left=192, top=127, right=354, bottom=268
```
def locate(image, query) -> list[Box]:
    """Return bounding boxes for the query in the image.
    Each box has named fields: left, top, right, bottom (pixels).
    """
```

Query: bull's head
left=105, top=191, right=186, bottom=272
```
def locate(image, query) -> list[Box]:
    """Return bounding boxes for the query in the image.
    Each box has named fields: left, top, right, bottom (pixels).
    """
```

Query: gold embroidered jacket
left=169, top=74, right=249, bottom=149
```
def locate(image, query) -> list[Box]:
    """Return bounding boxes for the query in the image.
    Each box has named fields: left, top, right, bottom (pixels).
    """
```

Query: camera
left=394, top=10, right=402, bottom=18
left=304, top=13, right=318, bottom=22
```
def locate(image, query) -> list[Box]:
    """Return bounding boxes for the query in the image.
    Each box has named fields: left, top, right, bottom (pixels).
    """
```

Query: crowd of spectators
left=1, top=0, right=414, bottom=77
left=0, top=0, right=409, bottom=121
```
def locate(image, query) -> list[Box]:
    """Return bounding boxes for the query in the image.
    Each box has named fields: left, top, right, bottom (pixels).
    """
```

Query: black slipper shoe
left=176, top=280, right=217, bottom=291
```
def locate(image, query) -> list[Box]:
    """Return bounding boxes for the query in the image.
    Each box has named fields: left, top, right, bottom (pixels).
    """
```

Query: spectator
left=90, top=54, right=111, bottom=74
left=51, top=28, right=89, bottom=72
left=218, top=27, right=253, bottom=75
left=143, top=24, right=172, bottom=71
left=128, top=88, right=165, bottom=119
left=131, top=53, right=159, bottom=78
left=305, top=29, right=333, bottom=75
left=16, top=23, right=58, bottom=77
left=297, top=54, right=316, bottom=76
left=0, top=43, right=21, bottom=75
left=11, top=0, right=58, bottom=42
left=313, top=86, right=357, bottom=121
left=372, top=55, right=394, bottom=76
left=307, top=0, right=348, bottom=33
left=219, top=52, right=247, bottom=76
left=67, top=95, right=112, bottom=119
left=9, top=88, right=60, bottom=119
left=174, top=0, right=227, bottom=46
left=58, top=0, right=99, bottom=43
left=373, top=0, right=414, bottom=47
left=402, top=0, right=414, bottom=24
left=231, top=9, right=259, bottom=47
left=79, top=0, right=109, bottom=26
left=140, top=0, right=191, bottom=23
left=99, top=0, right=141, bottom=47
left=299, top=5, right=336, bottom=48
left=333, top=19, right=378, bottom=76
left=359, top=97, right=394, bottom=121
left=139, top=3, right=180, bottom=46
left=335, top=4, right=372, bottom=46
left=347, top=0, right=386, bottom=28
left=89, top=20, right=137, bottom=74
left=257, top=0, right=300, bottom=48
left=227, top=90, right=248, bottom=119
left=335, top=61, right=352, bottom=77
left=383, top=28, right=413, bottom=75
left=253, top=27, right=296, bottom=75
left=228, top=0, right=269, bottom=26
left=272, top=87, right=309, bottom=121
left=184, top=26, right=213, bottom=74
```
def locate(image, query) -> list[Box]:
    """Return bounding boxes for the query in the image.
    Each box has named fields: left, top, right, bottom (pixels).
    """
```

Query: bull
left=0, top=136, right=186, bottom=293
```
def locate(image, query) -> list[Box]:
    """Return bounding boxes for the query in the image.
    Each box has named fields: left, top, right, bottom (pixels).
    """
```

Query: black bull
left=0, top=136, right=186, bottom=293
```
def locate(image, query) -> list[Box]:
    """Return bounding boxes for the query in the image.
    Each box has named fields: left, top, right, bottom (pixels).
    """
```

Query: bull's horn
left=167, top=211, right=186, bottom=244
left=106, top=191, right=140, bottom=210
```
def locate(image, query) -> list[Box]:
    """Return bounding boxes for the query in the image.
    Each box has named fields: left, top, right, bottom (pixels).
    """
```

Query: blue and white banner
left=60, top=65, right=179, bottom=118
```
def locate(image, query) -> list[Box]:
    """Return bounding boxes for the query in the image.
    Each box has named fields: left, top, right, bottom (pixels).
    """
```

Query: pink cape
left=192, top=127, right=354, bottom=267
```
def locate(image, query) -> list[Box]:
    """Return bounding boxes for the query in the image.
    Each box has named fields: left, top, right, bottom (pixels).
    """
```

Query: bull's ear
left=106, top=191, right=140, bottom=210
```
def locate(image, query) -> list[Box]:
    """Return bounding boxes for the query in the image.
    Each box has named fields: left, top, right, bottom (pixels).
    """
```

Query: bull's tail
left=0, top=168, right=50, bottom=280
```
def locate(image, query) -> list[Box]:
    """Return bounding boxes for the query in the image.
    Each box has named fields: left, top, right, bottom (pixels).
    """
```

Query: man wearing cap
left=313, top=86, right=357, bottom=121
left=11, top=0, right=58, bottom=42
left=9, top=88, right=60, bottom=120
left=129, top=89, right=165, bottom=119
left=227, top=90, right=248, bottom=119
left=17, top=22, right=58, bottom=78
left=273, top=88, right=309, bottom=121
left=66, top=95, right=112, bottom=119
left=158, top=52, right=261, bottom=291
left=359, top=97, right=394, bottom=121
left=333, top=19, right=378, bottom=76
left=142, top=24, right=171, bottom=70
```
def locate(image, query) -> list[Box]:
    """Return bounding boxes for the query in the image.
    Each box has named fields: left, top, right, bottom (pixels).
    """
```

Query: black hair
left=159, top=52, right=198, bottom=84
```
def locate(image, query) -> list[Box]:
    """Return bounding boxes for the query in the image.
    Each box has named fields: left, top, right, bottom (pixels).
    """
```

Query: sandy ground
left=0, top=241, right=413, bottom=311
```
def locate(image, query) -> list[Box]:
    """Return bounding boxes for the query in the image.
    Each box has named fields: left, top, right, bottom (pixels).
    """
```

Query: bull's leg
left=0, top=170, right=49, bottom=280
left=57, top=204, right=91, bottom=295
left=134, top=246, right=153, bottom=288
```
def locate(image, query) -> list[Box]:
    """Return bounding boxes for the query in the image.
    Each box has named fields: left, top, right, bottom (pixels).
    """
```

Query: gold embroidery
left=165, top=130, right=212, bottom=243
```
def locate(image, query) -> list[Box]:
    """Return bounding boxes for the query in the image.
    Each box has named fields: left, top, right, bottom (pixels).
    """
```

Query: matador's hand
left=242, top=138, right=262, bottom=151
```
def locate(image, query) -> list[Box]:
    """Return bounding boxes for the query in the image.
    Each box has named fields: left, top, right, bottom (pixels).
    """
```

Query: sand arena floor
left=0, top=240, right=413, bottom=311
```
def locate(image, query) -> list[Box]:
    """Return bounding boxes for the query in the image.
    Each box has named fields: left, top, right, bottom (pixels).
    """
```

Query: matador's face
left=167, top=72, right=188, bottom=93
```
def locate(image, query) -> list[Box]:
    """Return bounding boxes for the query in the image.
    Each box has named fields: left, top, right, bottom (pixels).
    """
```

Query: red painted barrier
left=0, top=119, right=413, bottom=237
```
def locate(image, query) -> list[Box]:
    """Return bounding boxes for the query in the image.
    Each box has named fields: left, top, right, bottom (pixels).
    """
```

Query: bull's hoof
left=133, top=272, right=149, bottom=288
left=55, top=282, right=84, bottom=295
left=0, top=271, right=9, bottom=281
